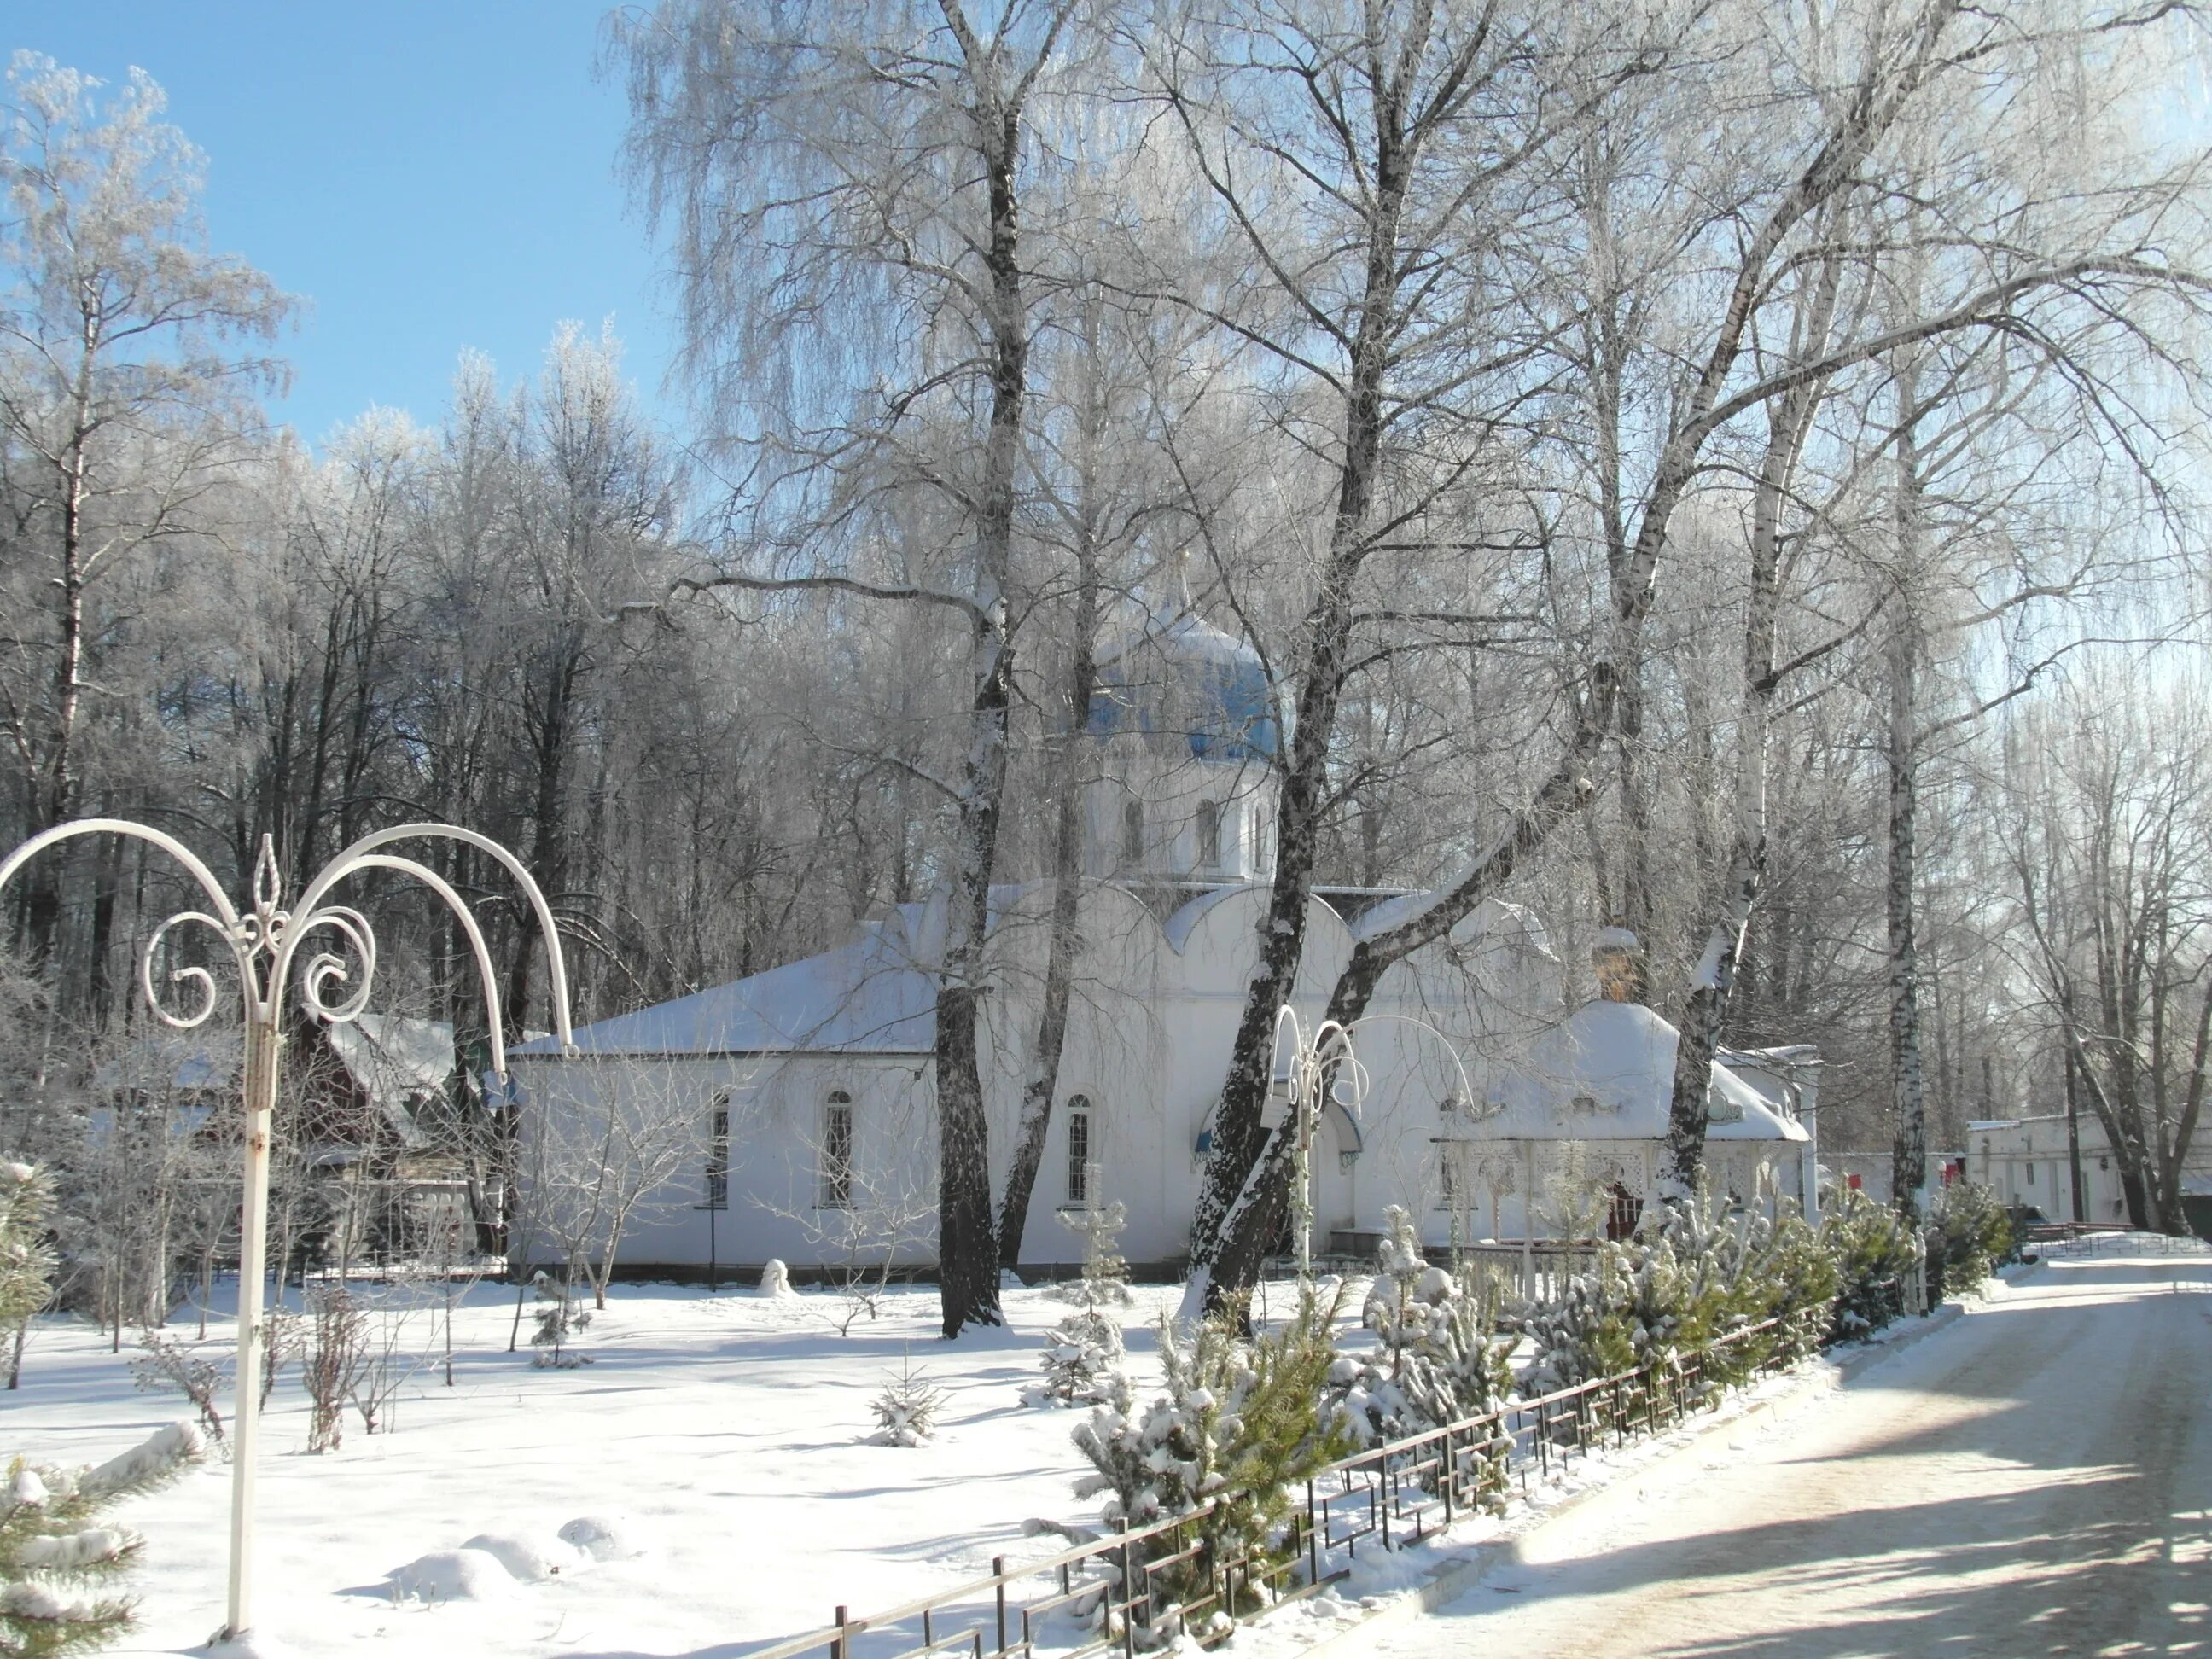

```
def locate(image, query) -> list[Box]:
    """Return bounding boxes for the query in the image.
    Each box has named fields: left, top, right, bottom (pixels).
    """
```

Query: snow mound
left=462, top=1530, right=584, bottom=1582
left=389, top=1547, right=519, bottom=1603
left=557, top=1516, right=639, bottom=1562
left=759, top=1259, right=797, bottom=1298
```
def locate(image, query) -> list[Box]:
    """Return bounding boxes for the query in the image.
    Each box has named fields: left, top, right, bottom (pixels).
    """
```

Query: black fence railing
left=740, top=1314, right=1807, bottom=1659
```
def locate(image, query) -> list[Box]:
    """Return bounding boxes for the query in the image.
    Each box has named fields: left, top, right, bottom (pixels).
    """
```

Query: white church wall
left=510, top=1050, right=940, bottom=1274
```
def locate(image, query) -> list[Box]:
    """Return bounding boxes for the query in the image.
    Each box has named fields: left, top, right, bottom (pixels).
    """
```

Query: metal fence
left=741, top=1313, right=1808, bottom=1659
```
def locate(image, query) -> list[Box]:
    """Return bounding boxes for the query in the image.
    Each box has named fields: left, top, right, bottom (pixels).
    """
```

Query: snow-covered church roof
left=515, top=915, right=936, bottom=1058
left=1483, top=999, right=1806, bottom=1143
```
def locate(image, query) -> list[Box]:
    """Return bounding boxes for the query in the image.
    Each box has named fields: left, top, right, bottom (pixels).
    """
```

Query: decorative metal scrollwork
left=0, top=818, right=577, bottom=1080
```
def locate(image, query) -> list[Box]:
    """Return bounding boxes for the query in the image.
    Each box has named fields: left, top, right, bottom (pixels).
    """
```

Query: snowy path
left=1372, top=1254, right=2212, bottom=1659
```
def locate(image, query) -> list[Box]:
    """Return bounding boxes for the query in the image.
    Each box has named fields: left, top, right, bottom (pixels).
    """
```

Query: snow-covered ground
left=5, top=1275, right=1227, bottom=1658
left=14, top=1252, right=2131, bottom=1659
left=1361, top=1250, right=2212, bottom=1659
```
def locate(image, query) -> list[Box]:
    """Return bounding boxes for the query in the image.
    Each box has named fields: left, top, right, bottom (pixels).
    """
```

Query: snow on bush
left=1822, top=1189, right=1919, bottom=1340
left=1, top=1419, right=207, bottom=1655
left=557, top=1516, right=640, bottom=1563
left=462, top=1531, right=585, bottom=1582
left=1925, top=1182, right=2013, bottom=1301
left=1326, top=1210, right=1516, bottom=1511
left=1069, top=1284, right=1348, bottom=1639
left=870, top=1353, right=949, bottom=1446
left=1025, top=1307, right=1126, bottom=1409
left=389, top=1547, right=519, bottom=1604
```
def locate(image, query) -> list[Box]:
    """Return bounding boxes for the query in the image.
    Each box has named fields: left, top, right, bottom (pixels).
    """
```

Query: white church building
left=510, top=589, right=1818, bottom=1278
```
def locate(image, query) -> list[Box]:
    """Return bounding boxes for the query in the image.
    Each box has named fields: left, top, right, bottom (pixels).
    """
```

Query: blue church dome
left=1087, top=602, right=1282, bottom=762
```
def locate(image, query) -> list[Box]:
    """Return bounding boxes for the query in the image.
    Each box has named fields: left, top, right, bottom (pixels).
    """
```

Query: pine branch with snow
left=1070, top=1286, right=1349, bottom=1639
left=0, top=1421, right=207, bottom=1656
left=1328, top=1215, right=1516, bottom=1510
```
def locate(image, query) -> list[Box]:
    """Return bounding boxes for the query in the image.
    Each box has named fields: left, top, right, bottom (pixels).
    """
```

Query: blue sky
left=19, top=3, right=680, bottom=450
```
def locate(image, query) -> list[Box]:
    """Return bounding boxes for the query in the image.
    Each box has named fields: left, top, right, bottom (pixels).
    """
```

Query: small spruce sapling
left=1027, top=1200, right=1131, bottom=1407
left=529, top=1272, right=593, bottom=1369
left=1071, top=1285, right=1350, bottom=1639
left=1328, top=1211, right=1515, bottom=1508
left=0, top=1420, right=207, bottom=1656
left=870, top=1350, right=948, bottom=1446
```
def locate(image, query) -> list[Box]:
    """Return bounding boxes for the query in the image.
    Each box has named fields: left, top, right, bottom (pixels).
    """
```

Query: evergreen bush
left=0, top=1421, right=207, bottom=1656
left=1328, top=1210, right=1515, bottom=1511
left=1071, top=1286, right=1349, bottom=1644
left=1821, top=1190, right=1918, bottom=1342
left=1924, top=1182, right=2013, bottom=1302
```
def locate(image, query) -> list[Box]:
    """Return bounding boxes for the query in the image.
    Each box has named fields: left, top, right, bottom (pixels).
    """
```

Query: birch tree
left=618, top=0, right=1084, bottom=1333
left=0, top=54, right=288, bottom=963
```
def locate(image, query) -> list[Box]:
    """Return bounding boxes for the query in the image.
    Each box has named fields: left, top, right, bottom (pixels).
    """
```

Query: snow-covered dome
left=1087, top=591, right=1280, bottom=763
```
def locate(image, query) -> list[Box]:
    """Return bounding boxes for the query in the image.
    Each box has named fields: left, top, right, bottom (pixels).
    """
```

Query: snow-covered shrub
left=1821, top=1190, right=1918, bottom=1342
left=1741, top=1208, right=1841, bottom=1367
left=128, top=1330, right=225, bottom=1445
left=1327, top=1212, right=1515, bottom=1512
left=1027, top=1307, right=1126, bottom=1408
left=1924, top=1182, right=2013, bottom=1302
left=1071, top=1286, right=1349, bottom=1639
left=1521, top=1250, right=1635, bottom=1401
left=870, top=1353, right=948, bottom=1446
left=0, top=1420, right=207, bottom=1655
left=0, top=1161, right=56, bottom=1390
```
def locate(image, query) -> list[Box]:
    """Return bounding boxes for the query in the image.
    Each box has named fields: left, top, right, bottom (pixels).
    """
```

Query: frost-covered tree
left=616, top=0, right=1093, bottom=1336
left=1027, top=1197, right=1132, bottom=1406
left=0, top=53, right=288, bottom=966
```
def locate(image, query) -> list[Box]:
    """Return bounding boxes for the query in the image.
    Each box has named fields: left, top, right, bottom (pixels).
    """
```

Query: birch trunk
left=933, top=49, right=1032, bottom=1334
left=1662, top=240, right=1844, bottom=1193
left=995, top=514, right=1097, bottom=1272
left=1886, top=614, right=1929, bottom=1220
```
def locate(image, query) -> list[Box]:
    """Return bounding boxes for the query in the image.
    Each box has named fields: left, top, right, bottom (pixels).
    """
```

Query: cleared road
left=1375, top=1250, right=2212, bottom=1659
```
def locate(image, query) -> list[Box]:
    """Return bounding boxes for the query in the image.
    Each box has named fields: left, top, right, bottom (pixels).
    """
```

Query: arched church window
left=1121, top=800, right=1144, bottom=866
left=1067, top=1094, right=1095, bottom=1205
left=819, top=1091, right=853, bottom=1208
left=1196, top=800, right=1221, bottom=868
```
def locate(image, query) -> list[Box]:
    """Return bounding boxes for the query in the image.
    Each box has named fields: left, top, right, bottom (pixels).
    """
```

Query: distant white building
left=1963, top=1112, right=2212, bottom=1225
left=511, top=585, right=1819, bottom=1277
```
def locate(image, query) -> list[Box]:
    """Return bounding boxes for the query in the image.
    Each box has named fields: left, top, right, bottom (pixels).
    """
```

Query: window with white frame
left=819, top=1091, right=854, bottom=1208
left=1196, top=800, right=1221, bottom=868
left=1121, top=800, right=1144, bottom=866
left=1066, top=1094, right=1095, bottom=1205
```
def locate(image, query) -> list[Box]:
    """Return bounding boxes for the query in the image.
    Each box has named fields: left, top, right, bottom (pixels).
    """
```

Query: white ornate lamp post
left=1267, top=1007, right=1368, bottom=1285
left=0, top=819, right=574, bottom=1642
